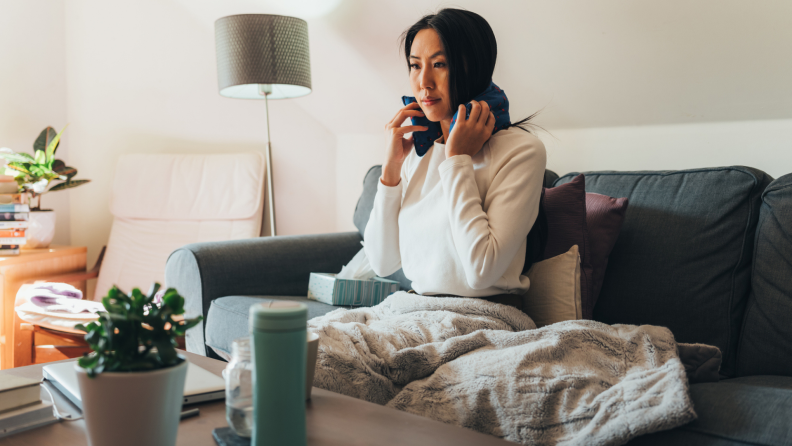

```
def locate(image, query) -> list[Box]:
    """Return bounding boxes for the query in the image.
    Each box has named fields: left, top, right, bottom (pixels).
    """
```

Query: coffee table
left=2, top=350, right=514, bottom=445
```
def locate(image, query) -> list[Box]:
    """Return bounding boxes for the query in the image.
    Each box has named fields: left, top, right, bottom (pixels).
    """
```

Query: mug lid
left=249, top=301, right=307, bottom=331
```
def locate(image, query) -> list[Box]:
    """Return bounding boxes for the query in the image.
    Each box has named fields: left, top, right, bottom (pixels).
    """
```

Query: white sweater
left=364, top=127, right=547, bottom=297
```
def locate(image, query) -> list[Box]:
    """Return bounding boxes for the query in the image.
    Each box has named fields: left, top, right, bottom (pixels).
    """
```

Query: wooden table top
left=0, top=245, right=86, bottom=266
left=3, top=350, right=514, bottom=446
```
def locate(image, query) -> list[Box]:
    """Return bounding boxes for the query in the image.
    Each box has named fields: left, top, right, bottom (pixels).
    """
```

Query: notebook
left=0, top=401, right=56, bottom=439
left=43, top=359, right=225, bottom=410
left=0, top=373, right=40, bottom=413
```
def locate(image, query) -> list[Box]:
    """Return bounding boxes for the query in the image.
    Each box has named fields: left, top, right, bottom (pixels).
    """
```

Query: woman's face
left=409, top=28, right=453, bottom=122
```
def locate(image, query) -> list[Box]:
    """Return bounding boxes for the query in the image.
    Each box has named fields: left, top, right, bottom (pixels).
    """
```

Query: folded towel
left=15, top=283, right=103, bottom=334
left=30, top=282, right=83, bottom=299
left=17, top=283, right=102, bottom=314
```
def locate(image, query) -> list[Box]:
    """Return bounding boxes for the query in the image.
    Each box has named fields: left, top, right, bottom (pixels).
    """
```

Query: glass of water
left=225, top=337, right=253, bottom=438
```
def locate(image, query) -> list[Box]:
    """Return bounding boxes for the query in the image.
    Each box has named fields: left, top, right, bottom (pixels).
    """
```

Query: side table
left=0, top=245, right=88, bottom=369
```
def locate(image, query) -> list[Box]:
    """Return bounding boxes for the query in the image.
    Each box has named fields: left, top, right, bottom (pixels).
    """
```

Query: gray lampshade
left=215, top=14, right=312, bottom=100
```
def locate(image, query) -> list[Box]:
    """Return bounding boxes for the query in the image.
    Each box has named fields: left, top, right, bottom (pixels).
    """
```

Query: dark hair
left=399, top=8, right=540, bottom=133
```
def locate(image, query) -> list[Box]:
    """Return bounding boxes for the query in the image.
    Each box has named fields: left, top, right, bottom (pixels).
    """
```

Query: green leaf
left=154, top=338, right=178, bottom=365
left=53, top=161, right=77, bottom=180
left=48, top=179, right=90, bottom=192
left=183, top=316, right=203, bottom=330
left=44, top=125, right=67, bottom=162
left=0, top=152, right=35, bottom=163
left=162, top=289, right=185, bottom=314
left=34, top=150, right=46, bottom=164
left=33, top=127, right=59, bottom=155
left=147, top=283, right=161, bottom=299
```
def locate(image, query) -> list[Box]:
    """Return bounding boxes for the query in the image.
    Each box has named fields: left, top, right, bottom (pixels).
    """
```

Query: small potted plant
left=0, top=125, right=90, bottom=248
left=75, top=284, right=202, bottom=446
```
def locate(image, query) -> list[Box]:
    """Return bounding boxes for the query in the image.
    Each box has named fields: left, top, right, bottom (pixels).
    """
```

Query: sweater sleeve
left=438, top=137, right=546, bottom=290
left=363, top=166, right=407, bottom=277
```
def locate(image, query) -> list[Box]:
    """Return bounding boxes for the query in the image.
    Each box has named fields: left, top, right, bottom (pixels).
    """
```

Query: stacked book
left=0, top=193, right=28, bottom=255
left=0, top=372, right=56, bottom=438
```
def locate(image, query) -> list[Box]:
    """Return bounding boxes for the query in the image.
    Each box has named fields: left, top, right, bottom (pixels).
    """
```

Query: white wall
left=63, top=0, right=336, bottom=267
left=543, top=119, right=792, bottom=180
left=0, top=0, right=71, bottom=245
left=336, top=134, right=385, bottom=232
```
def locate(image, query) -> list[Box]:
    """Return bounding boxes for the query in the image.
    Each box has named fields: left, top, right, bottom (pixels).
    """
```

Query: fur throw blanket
left=309, top=292, right=720, bottom=446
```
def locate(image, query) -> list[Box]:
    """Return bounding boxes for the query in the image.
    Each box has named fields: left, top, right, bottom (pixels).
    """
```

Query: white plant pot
left=25, top=210, right=56, bottom=249
left=75, top=359, right=188, bottom=446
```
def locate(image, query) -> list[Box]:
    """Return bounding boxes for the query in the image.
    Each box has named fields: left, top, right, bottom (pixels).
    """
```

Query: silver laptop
left=43, top=359, right=225, bottom=410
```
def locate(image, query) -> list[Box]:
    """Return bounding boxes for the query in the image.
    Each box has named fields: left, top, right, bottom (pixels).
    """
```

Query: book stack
left=0, top=372, right=56, bottom=438
left=0, top=193, right=28, bottom=255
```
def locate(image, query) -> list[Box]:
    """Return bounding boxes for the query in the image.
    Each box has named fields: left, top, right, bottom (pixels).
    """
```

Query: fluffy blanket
left=309, top=291, right=720, bottom=446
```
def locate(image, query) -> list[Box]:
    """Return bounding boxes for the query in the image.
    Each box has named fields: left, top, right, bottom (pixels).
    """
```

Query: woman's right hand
left=381, top=102, right=428, bottom=186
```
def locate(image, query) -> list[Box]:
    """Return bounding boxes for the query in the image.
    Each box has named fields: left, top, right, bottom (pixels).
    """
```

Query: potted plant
left=0, top=126, right=90, bottom=248
left=74, top=284, right=202, bottom=446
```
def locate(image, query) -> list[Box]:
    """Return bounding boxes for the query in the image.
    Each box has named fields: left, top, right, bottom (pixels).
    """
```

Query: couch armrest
left=165, top=231, right=363, bottom=356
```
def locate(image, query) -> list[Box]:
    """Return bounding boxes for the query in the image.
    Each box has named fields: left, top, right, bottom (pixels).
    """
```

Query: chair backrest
left=95, top=152, right=265, bottom=300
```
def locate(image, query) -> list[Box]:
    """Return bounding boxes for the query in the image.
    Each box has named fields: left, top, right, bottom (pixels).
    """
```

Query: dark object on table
left=213, top=427, right=250, bottom=446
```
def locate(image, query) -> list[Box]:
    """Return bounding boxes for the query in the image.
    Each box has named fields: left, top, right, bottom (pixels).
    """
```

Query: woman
left=364, top=8, right=547, bottom=307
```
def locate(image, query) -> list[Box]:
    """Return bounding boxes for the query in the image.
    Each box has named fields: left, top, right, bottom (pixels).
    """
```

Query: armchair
left=13, top=152, right=266, bottom=367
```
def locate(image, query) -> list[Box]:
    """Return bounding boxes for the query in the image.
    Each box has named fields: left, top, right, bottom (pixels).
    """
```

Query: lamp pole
left=261, top=84, right=276, bottom=236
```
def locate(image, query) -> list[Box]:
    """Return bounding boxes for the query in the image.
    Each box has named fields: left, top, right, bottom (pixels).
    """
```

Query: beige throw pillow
left=522, top=245, right=582, bottom=327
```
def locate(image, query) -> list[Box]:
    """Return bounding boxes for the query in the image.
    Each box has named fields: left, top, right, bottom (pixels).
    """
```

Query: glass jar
left=224, top=337, right=253, bottom=438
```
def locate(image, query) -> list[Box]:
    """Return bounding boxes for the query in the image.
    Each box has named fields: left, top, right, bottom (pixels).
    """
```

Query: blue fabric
left=401, top=82, right=511, bottom=156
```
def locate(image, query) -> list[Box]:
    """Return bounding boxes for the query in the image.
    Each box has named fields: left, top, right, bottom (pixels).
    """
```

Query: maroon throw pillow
left=542, top=174, right=593, bottom=317
left=585, top=193, right=628, bottom=319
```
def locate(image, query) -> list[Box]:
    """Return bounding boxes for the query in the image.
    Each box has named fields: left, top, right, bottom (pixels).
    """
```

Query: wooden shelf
left=1, top=245, right=88, bottom=369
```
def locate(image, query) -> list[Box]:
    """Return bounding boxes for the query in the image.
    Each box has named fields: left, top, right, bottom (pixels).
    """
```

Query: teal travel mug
left=249, top=301, right=307, bottom=446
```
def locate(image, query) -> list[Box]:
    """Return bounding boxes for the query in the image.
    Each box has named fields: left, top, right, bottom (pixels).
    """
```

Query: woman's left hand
left=445, top=100, right=496, bottom=159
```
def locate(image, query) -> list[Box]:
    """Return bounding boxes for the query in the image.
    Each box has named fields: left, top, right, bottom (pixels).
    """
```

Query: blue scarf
left=401, top=82, right=511, bottom=157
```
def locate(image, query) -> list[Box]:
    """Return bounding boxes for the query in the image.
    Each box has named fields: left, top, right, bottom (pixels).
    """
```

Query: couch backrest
left=353, top=165, right=560, bottom=291
left=555, top=167, right=772, bottom=378
left=736, top=173, right=792, bottom=377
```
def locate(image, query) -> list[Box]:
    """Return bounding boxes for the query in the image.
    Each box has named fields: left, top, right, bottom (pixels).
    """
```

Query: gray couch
left=166, top=165, right=792, bottom=446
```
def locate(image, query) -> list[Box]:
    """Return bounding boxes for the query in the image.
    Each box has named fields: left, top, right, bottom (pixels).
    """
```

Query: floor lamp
left=214, top=14, right=312, bottom=236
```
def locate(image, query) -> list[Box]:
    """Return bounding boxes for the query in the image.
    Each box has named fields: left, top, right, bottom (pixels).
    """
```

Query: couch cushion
left=737, top=173, right=792, bottom=377
left=542, top=175, right=592, bottom=318
left=205, top=295, right=347, bottom=357
left=555, top=167, right=772, bottom=378
left=626, top=375, right=792, bottom=445
left=585, top=192, right=628, bottom=313
left=353, top=165, right=560, bottom=291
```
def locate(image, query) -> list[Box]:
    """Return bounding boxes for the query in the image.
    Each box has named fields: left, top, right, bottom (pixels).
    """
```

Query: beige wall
left=0, top=0, right=71, bottom=245
left=63, top=0, right=336, bottom=267
left=3, top=0, right=791, bottom=259
left=544, top=119, right=792, bottom=179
